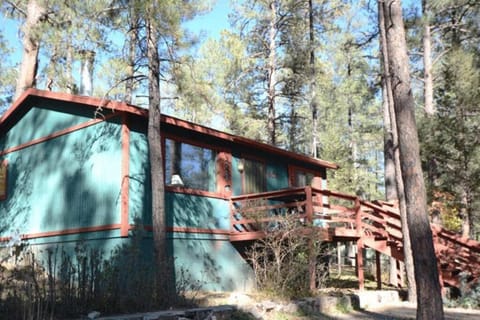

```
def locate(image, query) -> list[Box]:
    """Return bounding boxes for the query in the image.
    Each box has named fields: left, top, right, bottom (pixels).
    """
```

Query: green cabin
left=0, top=89, right=338, bottom=292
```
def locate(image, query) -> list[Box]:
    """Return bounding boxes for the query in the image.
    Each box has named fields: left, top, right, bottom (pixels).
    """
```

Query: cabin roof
left=0, top=88, right=339, bottom=170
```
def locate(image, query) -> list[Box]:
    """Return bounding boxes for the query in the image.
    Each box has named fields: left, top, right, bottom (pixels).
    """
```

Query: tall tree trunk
left=65, top=41, right=74, bottom=94
left=460, top=188, right=471, bottom=238
left=383, top=1, right=444, bottom=318
left=79, top=50, right=95, bottom=96
left=46, top=46, right=58, bottom=91
left=125, top=6, right=139, bottom=104
left=267, top=0, right=277, bottom=145
left=456, top=107, right=474, bottom=239
left=460, top=179, right=474, bottom=239
left=288, top=107, right=297, bottom=152
left=381, top=54, right=400, bottom=288
left=422, top=0, right=434, bottom=116
left=381, top=74, right=397, bottom=202
left=379, top=1, right=415, bottom=298
left=146, top=14, right=169, bottom=297
left=309, top=0, right=318, bottom=158
left=15, top=0, right=46, bottom=99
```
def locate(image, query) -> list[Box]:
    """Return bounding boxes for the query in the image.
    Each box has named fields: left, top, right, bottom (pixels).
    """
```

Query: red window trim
left=288, top=164, right=325, bottom=188
left=165, top=186, right=229, bottom=200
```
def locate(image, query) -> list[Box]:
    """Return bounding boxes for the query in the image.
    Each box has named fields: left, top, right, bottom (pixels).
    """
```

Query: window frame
left=162, top=135, right=231, bottom=199
left=288, top=165, right=325, bottom=189
left=238, top=155, right=267, bottom=195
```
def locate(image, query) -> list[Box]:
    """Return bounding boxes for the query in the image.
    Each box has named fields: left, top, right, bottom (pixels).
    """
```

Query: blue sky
left=0, top=0, right=232, bottom=65
left=185, top=0, right=232, bottom=39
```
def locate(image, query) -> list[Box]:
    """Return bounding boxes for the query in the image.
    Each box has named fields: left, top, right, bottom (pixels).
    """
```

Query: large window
left=165, top=139, right=217, bottom=192
left=291, top=166, right=324, bottom=189
left=241, top=158, right=266, bottom=194
left=294, top=170, right=314, bottom=187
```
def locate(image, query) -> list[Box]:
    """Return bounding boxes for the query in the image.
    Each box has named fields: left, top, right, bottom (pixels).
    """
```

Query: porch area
left=228, top=186, right=480, bottom=292
left=229, top=186, right=402, bottom=290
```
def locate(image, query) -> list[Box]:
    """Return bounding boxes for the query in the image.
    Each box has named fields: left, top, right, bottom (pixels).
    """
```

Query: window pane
left=243, top=158, right=266, bottom=194
left=294, top=170, right=314, bottom=187
left=165, top=139, right=217, bottom=192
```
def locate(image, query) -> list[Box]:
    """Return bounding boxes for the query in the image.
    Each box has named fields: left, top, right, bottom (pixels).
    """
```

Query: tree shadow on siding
left=0, top=153, right=32, bottom=238
left=164, top=193, right=255, bottom=292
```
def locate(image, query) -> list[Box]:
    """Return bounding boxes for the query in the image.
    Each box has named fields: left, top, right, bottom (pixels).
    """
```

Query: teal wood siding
left=165, top=177, right=254, bottom=291
left=128, top=126, right=152, bottom=226
left=0, top=104, right=94, bottom=150
left=166, top=193, right=230, bottom=230
left=171, top=234, right=254, bottom=291
left=266, top=162, right=289, bottom=191
left=0, top=106, right=122, bottom=236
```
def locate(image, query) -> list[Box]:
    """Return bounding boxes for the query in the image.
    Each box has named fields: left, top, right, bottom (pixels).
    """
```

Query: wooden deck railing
left=229, top=186, right=371, bottom=241
left=229, top=186, right=480, bottom=289
left=432, top=224, right=480, bottom=286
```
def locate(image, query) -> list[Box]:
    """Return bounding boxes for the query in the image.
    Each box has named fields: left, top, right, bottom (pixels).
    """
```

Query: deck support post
left=396, top=259, right=403, bottom=287
left=376, top=251, right=382, bottom=289
left=337, top=242, right=342, bottom=276
left=356, top=239, right=365, bottom=290
left=354, top=197, right=364, bottom=290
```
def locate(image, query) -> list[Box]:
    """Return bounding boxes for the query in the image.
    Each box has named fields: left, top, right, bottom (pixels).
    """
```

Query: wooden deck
left=229, top=186, right=480, bottom=290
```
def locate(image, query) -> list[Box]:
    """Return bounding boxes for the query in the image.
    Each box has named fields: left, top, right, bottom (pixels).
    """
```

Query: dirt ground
left=332, top=302, right=480, bottom=320
left=195, top=292, right=480, bottom=320
left=94, top=300, right=480, bottom=320
left=94, top=291, right=480, bottom=320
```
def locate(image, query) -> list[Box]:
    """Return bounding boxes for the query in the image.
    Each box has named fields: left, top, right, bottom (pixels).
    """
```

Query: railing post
left=376, top=251, right=382, bottom=290
left=229, top=199, right=234, bottom=235
left=357, top=238, right=365, bottom=291
left=354, top=197, right=361, bottom=236
left=354, top=197, right=364, bottom=290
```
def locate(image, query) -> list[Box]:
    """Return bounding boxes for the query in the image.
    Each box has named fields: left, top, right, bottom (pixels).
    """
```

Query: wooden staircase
left=229, top=186, right=480, bottom=290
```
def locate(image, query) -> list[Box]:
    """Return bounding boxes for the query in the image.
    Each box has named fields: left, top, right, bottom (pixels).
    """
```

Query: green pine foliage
left=415, top=1, right=480, bottom=237
left=0, top=33, right=16, bottom=113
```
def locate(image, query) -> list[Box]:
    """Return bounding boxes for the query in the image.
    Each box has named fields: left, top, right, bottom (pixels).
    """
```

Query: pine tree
left=11, top=0, right=47, bottom=99
left=417, top=0, right=480, bottom=238
left=382, top=0, right=444, bottom=317
left=379, top=0, right=416, bottom=301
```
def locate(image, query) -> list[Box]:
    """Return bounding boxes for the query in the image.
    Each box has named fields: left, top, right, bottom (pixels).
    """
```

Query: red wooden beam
left=0, top=114, right=118, bottom=156
left=0, top=224, right=122, bottom=242
left=357, top=238, right=365, bottom=291
left=120, top=113, right=130, bottom=237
